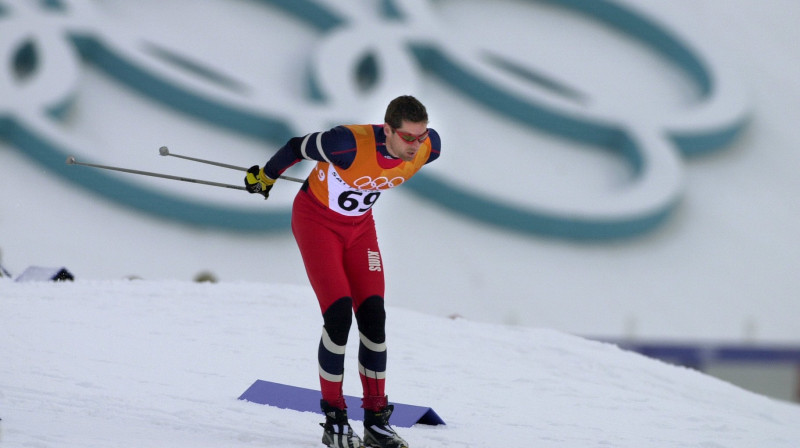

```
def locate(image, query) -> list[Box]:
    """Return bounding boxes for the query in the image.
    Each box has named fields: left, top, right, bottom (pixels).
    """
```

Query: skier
left=245, top=95, right=441, bottom=448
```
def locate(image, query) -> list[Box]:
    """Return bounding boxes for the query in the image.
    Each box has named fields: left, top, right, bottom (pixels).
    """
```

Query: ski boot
left=320, top=400, right=365, bottom=448
left=363, top=404, right=408, bottom=448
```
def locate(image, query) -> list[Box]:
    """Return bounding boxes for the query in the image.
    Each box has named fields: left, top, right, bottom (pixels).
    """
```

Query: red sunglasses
left=393, top=128, right=429, bottom=143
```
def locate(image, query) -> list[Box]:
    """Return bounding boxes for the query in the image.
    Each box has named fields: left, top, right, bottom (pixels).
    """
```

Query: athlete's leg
left=355, top=295, right=387, bottom=411
left=343, top=218, right=388, bottom=410
left=292, top=193, right=354, bottom=408
left=344, top=214, right=385, bottom=306
left=292, top=193, right=352, bottom=312
left=317, top=297, right=352, bottom=409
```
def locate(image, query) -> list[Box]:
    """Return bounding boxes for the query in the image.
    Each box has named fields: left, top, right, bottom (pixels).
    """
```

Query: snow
left=1, top=278, right=799, bottom=447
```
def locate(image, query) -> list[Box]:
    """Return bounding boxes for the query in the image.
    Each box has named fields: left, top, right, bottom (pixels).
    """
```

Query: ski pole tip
left=159, top=146, right=169, bottom=156
left=66, top=156, right=76, bottom=165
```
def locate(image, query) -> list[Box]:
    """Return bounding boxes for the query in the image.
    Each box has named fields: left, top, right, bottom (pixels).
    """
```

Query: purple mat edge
left=238, top=380, right=445, bottom=428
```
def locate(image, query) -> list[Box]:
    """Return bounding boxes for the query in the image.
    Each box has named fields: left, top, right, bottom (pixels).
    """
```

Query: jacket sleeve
left=426, top=128, right=442, bottom=165
left=263, top=126, right=357, bottom=179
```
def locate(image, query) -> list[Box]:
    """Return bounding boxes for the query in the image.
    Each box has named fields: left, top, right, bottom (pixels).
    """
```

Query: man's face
left=384, top=120, right=429, bottom=162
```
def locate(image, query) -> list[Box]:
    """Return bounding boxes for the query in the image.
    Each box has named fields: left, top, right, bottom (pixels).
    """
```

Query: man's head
left=383, top=95, right=429, bottom=162
left=384, top=95, right=428, bottom=129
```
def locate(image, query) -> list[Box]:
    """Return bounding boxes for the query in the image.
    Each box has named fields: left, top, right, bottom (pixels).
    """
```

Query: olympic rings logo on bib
left=353, top=176, right=405, bottom=191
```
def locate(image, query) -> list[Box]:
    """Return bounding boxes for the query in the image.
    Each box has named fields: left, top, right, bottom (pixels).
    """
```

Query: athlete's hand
left=244, top=165, right=276, bottom=199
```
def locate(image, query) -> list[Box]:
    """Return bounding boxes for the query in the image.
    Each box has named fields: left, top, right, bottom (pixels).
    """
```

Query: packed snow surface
left=1, top=279, right=799, bottom=447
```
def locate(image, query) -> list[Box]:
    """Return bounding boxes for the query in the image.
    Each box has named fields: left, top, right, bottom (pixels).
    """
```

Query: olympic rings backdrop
left=0, top=0, right=749, bottom=239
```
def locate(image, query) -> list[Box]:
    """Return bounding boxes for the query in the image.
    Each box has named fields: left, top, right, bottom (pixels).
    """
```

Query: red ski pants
left=291, top=191, right=385, bottom=312
left=291, top=191, right=387, bottom=410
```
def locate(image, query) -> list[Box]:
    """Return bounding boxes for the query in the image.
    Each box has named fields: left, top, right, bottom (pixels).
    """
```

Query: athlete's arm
left=264, top=126, right=357, bottom=179
left=426, top=129, right=442, bottom=164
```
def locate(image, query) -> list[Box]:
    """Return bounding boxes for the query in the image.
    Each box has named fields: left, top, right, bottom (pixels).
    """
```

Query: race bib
left=325, top=165, right=383, bottom=216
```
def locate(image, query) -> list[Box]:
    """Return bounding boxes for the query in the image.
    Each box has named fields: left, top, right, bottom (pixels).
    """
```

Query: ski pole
left=65, top=156, right=247, bottom=191
left=158, top=146, right=304, bottom=183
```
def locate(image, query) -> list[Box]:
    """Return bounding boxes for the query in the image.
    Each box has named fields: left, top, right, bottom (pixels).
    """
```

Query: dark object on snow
left=15, top=266, right=75, bottom=282
left=0, top=247, right=11, bottom=278
left=194, top=270, right=218, bottom=283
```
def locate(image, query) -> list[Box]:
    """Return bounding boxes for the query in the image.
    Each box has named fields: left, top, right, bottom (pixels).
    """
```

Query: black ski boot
left=363, top=405, right=408, bottom=448
left=320, top=400, right=365, bottom=448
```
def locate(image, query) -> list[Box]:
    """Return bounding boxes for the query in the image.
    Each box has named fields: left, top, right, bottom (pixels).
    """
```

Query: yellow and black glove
left=244, top=165, right=276, bottom=199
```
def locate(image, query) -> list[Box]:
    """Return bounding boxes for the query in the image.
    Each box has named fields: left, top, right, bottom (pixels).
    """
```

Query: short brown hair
left=384, top=95, right=428, bottom=129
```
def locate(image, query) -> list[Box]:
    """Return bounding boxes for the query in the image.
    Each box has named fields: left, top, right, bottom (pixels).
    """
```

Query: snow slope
left=1, top=279, right=799, bottom=447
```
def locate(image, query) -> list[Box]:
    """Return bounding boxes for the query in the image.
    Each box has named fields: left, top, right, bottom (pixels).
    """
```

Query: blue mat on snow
left=238, top=380, right=445, bottom=427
